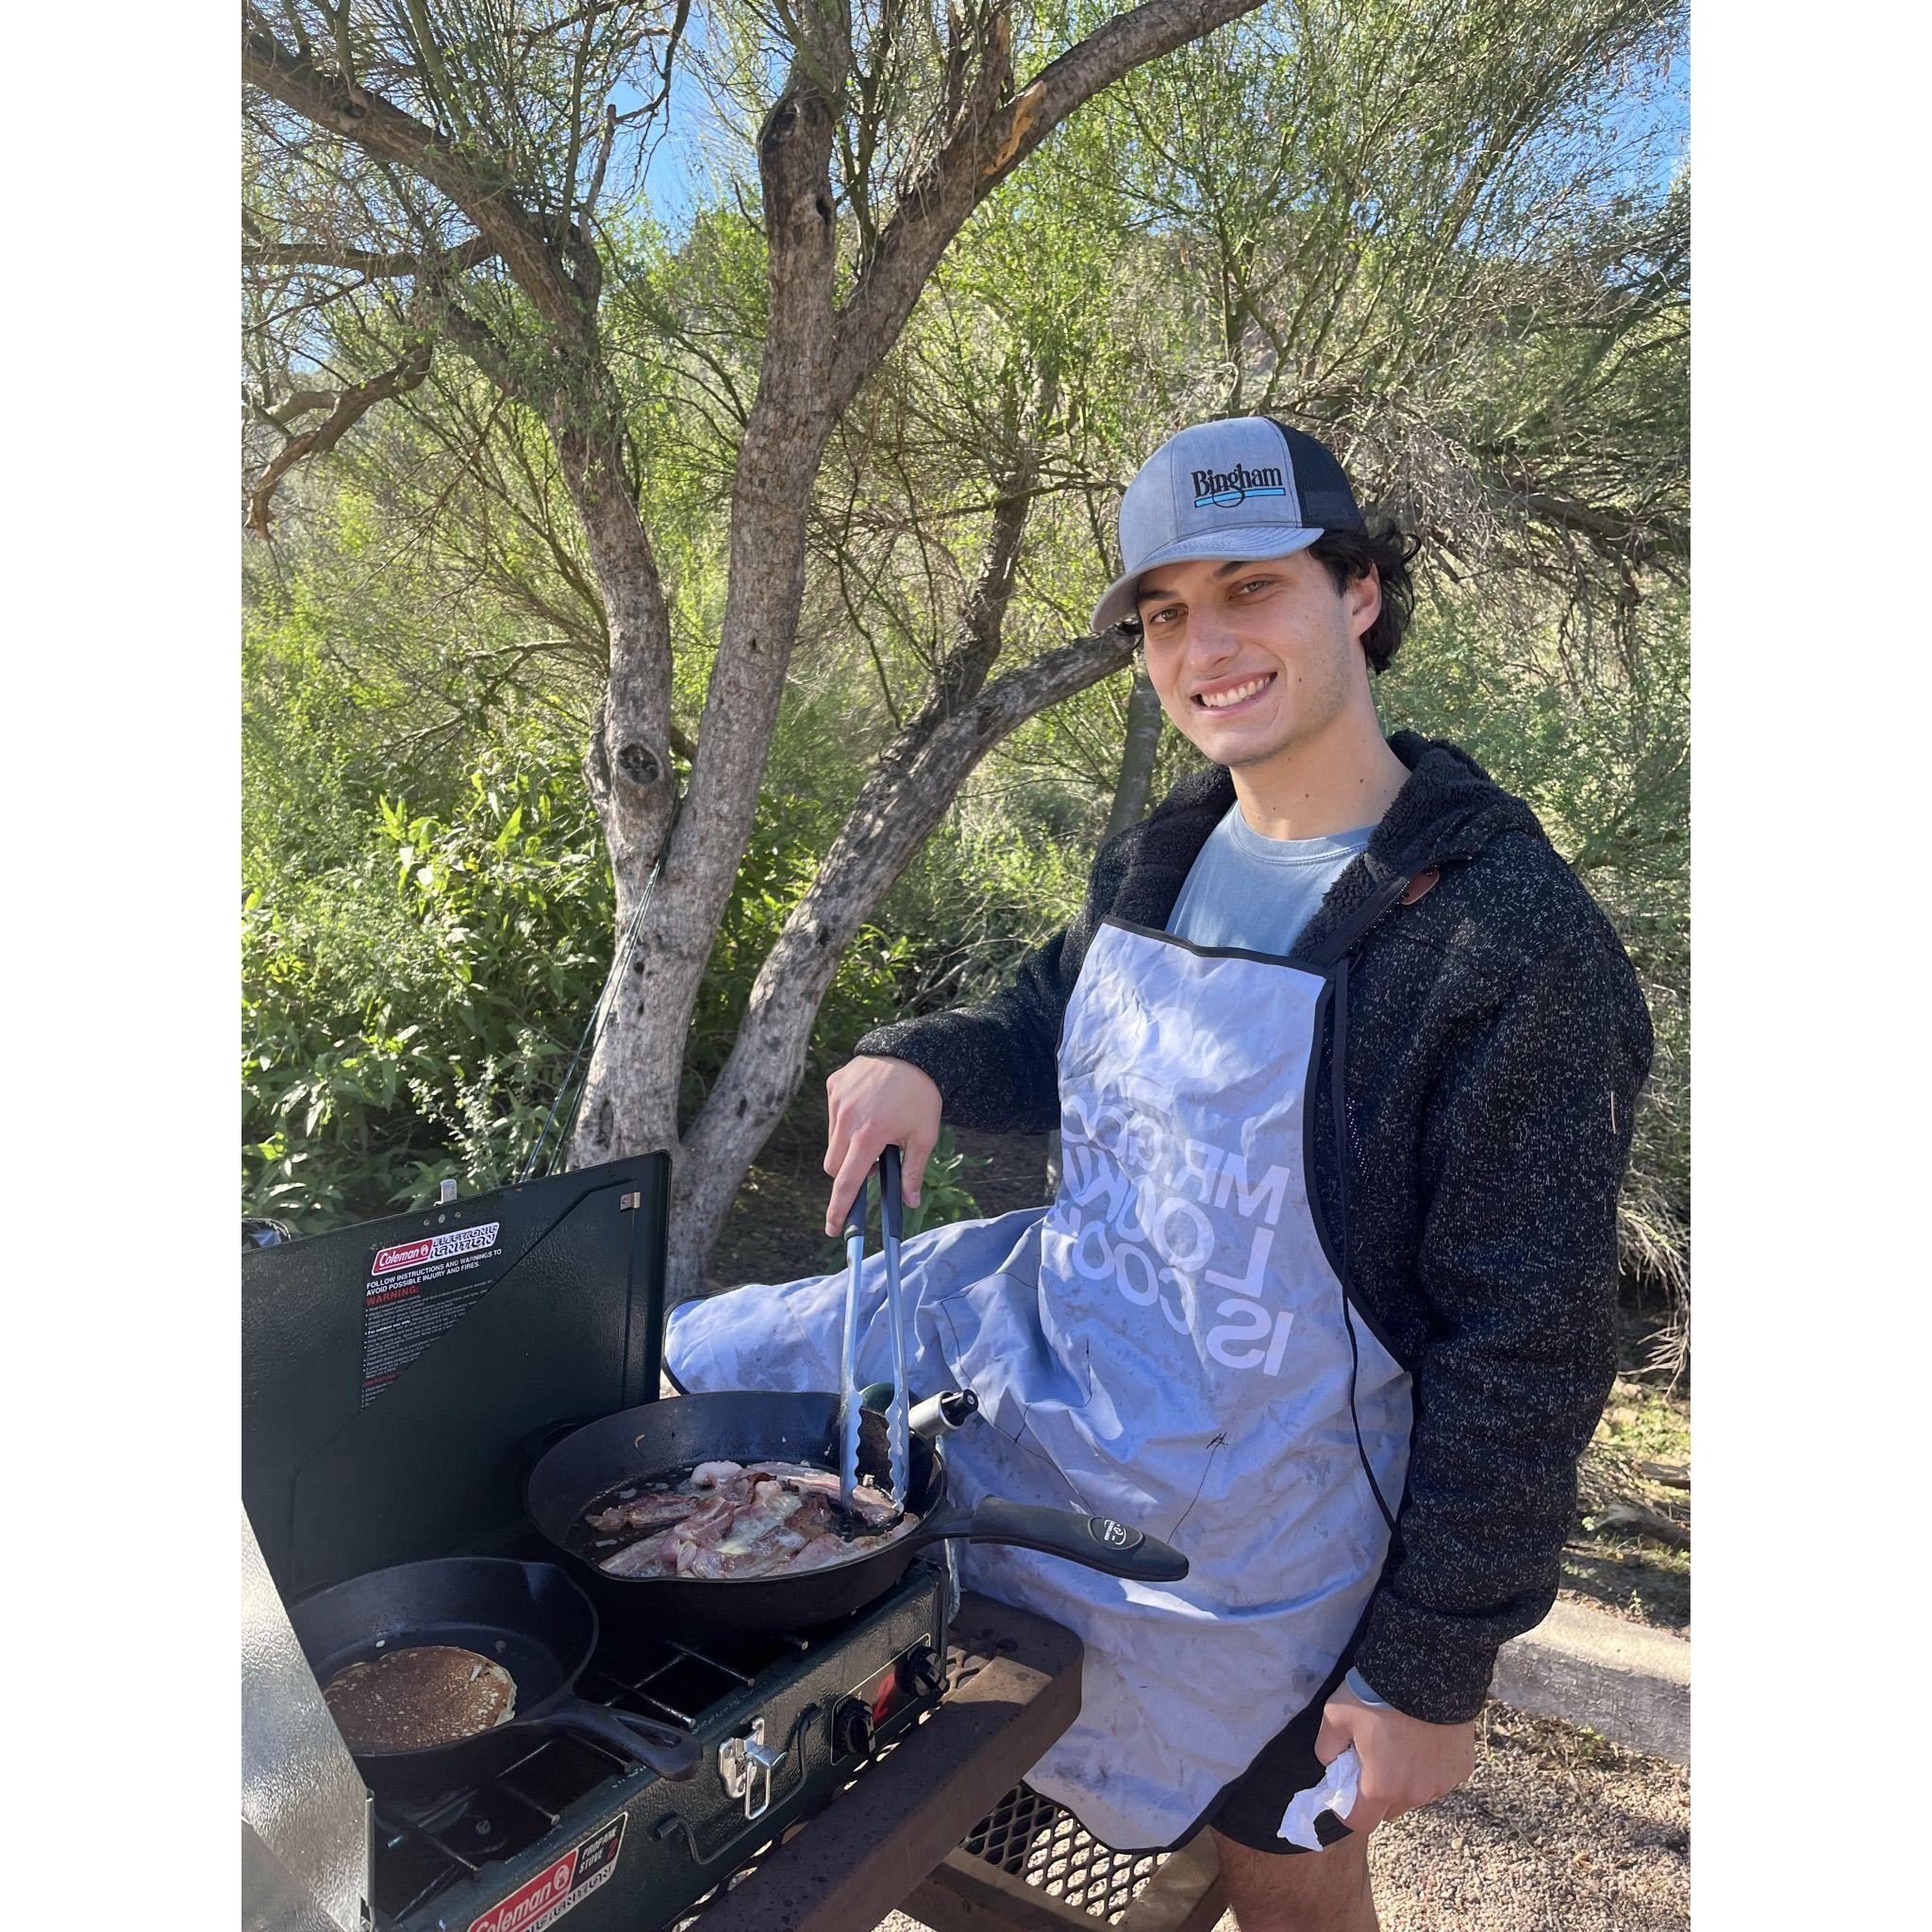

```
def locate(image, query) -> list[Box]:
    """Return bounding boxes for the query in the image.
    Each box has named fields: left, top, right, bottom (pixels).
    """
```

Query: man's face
left=1134, top=550, right=1380, bottom=771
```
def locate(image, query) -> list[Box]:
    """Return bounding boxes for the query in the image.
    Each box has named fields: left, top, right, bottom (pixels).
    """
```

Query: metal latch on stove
left=717, top=1718, right=787, bottom=1821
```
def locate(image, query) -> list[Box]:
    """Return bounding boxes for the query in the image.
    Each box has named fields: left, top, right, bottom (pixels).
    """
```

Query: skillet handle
left=545, top=1699, right=702, bottom=1781
left=858, top=1384, right=976, bottom=1438
left=908, top=1496, right=1189, bottom=1583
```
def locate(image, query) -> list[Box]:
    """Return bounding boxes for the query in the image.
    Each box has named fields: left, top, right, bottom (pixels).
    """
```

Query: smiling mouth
left=1191, top=673, right=1276, bottom=712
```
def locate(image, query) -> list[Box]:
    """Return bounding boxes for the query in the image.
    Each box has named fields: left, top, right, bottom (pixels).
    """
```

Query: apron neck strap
left=1298, top=868, right=1421, bottom=974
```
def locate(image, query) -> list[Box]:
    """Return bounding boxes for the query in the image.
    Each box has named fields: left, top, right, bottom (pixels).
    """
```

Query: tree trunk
left=558, top=422, right=679, bottom=893
left=570, top=24, right=850, bottom=1174
left=1105, top=665, right=1165, bottom=837
left=570, top=428, right=834, bottom=1172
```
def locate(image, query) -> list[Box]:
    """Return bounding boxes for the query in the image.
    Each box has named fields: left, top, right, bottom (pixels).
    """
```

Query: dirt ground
left=713, top=1101, right=1690, bottom=1930
left=1354, top=1705, right=1690, bottom=1932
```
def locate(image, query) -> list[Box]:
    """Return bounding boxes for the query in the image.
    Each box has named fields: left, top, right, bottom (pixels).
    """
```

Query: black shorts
left=1202, top=1617, right=1365, bottom=1856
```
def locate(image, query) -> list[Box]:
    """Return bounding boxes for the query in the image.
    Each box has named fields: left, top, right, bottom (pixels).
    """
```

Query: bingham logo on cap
left=1191, top=461, right=1286, bottom=509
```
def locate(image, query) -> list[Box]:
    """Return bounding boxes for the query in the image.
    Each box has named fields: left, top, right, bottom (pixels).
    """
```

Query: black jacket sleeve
left=847, top=924, right=1076, bottom=1134
left=1350, top=931, right=1652, bottom=1723
left=846, top=824, right=1139, bottom=1133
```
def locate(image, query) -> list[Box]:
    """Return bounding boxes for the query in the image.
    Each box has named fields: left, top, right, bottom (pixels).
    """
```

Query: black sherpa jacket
left=852, top=731, right=1654, bottom=1724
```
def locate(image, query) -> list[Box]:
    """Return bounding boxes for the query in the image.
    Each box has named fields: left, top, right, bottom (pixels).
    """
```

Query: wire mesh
left=959, top=1784, right=1169, bottom=1924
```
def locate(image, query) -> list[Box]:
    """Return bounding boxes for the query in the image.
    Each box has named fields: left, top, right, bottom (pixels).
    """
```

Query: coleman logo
left=471, top=1855, right=576, bottom=1932
left=372, top=1221, right=502, bottom=1278
left=1191, top=462, right=1286, bottom=508
left=467, top=1819, right=624, bottom=1932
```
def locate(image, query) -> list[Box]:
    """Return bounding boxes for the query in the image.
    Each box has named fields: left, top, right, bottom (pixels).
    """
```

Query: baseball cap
left=1091, top=416, right=1367, bottom=633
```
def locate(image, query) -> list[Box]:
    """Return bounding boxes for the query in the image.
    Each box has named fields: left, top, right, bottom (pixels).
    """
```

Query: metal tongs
left=839, top=1143, right=912, bottom=1514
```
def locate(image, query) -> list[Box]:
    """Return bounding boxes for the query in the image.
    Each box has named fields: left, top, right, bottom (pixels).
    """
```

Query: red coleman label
left=469, top=1817, right=625, bottom=1932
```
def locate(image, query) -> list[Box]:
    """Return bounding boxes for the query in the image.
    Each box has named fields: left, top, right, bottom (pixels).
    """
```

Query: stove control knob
left=899, top=1643, right=944, bottom=1700
left=832, top=1696, right=875, bottom=1759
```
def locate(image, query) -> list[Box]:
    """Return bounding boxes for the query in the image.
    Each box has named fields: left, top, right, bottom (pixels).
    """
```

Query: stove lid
left=242, top=1156, right=669, bottom=1600
left=242, top=1507, right=369, bottom=1932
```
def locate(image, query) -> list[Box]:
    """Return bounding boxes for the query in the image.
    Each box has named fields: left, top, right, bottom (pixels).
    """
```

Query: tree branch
left=906, top=369, right=1057, bottom=736
left=246, top=339, right=433, bottom=538
left=522, top=2, right=631, bottom=41
left=828, top=0, right=1266, bottom=413
left=242, top=21, right=580, bottom=334
left=581, top=102, right=618, bottom=220
left=1500, top=473, right=1689, bottom=574
left=253, top=386, right=343, bottom=428
left=242, top=233, right=497, bottom=277
left=417, top=280, right=545, bottom=408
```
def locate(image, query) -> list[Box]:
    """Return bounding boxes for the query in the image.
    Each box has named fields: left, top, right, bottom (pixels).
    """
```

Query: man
left=668, top=417, right=1651, bottom=1932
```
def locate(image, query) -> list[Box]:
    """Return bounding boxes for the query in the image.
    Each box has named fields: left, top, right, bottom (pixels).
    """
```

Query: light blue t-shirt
left=1165, top=802, right=1374, bottom=960
left=1165, top=802, right=1391, bottom=1709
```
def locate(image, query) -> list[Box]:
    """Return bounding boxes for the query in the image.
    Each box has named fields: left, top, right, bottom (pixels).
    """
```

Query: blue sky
left=611, top=25, right=1687, bottom=244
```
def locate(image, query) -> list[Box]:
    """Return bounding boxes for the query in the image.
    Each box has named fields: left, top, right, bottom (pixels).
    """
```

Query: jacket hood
left=1146, top=730, right=1544, bottom=874
left=1370, top=731, right=1547, bottom=873
left=1117, top=731, right=1553, bottom=958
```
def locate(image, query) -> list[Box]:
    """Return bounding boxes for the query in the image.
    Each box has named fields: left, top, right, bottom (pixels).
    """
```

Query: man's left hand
left=1315, top=1682, right=1475, bottom=1835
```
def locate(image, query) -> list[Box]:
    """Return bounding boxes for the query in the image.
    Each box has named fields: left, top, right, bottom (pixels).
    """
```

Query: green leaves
left=242, top=730, right=619, bottom=1233
left=1381, top=584, right=1690, bottom=1309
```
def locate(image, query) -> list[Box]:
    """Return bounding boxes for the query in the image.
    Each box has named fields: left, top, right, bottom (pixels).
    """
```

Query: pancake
left=323, top=1643, right=517, bottom=1754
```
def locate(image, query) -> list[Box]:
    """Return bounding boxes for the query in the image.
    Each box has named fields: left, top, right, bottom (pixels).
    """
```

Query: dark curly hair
left=1308, top=522, right=1420, bottom=675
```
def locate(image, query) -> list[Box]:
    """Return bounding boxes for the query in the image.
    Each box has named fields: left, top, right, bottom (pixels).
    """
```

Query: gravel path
left=874, top=1705, right=1688, bottom=1932
left=1351, top=1706, right=1689, bottom=1931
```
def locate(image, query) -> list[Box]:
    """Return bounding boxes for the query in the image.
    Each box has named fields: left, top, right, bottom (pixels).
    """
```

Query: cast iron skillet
left=525, top=1390, right=1189, bottom=1640
left=289, top=1556, right=701, bottom=1798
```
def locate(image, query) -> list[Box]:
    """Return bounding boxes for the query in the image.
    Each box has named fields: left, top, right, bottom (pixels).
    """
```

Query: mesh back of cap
left=1265, top=419, right=1366, bottom=532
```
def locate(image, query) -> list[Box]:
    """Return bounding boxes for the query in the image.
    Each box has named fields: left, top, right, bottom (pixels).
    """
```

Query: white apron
left=666, top=916, right=1413, bottom=1850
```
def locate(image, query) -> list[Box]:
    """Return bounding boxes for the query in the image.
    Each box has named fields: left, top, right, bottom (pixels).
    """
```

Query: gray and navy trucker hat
left=1091, top=416, right=1366, bottom=633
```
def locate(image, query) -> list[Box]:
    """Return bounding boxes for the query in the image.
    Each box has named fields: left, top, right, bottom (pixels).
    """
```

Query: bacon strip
left=587, top=1460, right=914, bottom=1578
left=586, top=1491, right=703, bottom=1536
left=599, top=1530, right=679, bottom=1577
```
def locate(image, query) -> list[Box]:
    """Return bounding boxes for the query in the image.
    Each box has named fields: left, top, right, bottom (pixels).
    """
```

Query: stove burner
left=367, top=1560, right=949, bottom=1929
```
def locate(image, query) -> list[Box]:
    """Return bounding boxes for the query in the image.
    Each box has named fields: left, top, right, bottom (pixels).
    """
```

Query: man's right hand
left=824, top=1056, right=942, bottom=1237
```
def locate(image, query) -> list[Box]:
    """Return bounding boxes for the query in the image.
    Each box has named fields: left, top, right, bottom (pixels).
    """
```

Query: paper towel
left=1276, top=1745, right=1361, bottom=1850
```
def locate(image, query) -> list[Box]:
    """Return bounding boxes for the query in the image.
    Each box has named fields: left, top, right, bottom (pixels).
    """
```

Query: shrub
left=242, top=741, right=617, bottom=1229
